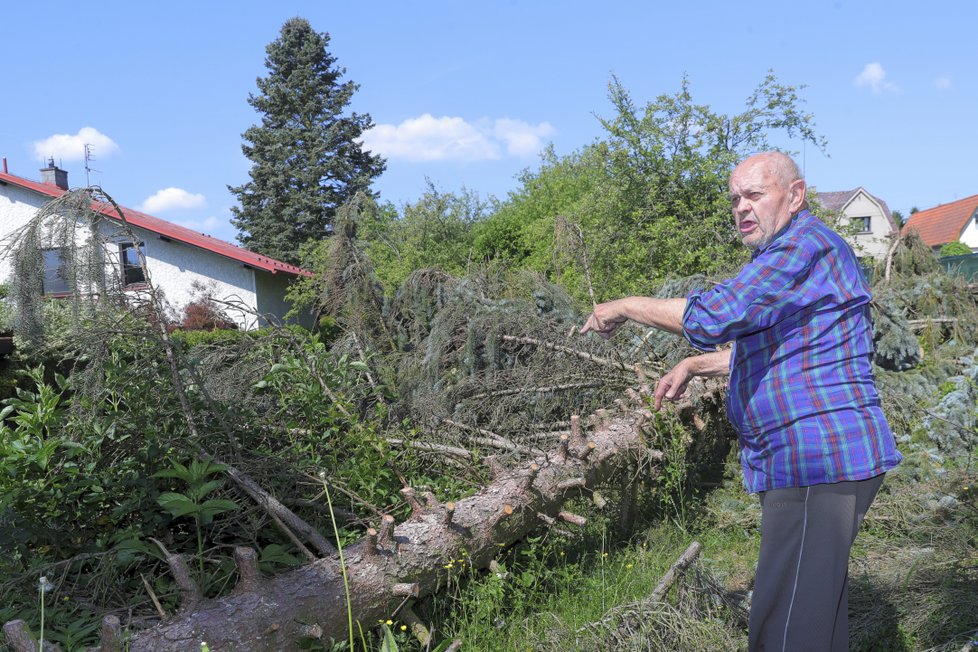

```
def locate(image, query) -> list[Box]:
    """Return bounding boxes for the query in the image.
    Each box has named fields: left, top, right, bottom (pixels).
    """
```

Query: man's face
left=728, top=157, right=805, bottom=250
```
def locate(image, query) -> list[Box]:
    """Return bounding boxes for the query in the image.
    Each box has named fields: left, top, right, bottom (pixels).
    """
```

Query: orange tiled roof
left=901, top=194, right=978, bottom=247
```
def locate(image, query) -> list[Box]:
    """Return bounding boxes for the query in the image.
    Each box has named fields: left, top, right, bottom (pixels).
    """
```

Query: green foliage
left=169, top=327, right=248, bottom=350
left=940, top=240, right=972, bottom=257
left=251, top=339, right=400, bottom=512
left=288, top=195, right=393, bottom=353
left=473, top=72, right=827, bottom=302
left=359, top=183, right=490, bottom=292
left=155, top=458, right=239, bottom=576
left=0, top=282, right=12, bottom=333
left=154, top=459, right=239, bottom=525
left=229, top=17, right=386, bottom=265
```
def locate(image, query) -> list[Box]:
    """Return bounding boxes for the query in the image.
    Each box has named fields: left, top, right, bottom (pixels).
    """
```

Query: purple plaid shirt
left=682, top=210, right=902, bottom=493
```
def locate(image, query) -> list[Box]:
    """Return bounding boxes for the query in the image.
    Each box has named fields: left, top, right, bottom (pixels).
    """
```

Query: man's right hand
left=579, top=301, right=628, bottom=339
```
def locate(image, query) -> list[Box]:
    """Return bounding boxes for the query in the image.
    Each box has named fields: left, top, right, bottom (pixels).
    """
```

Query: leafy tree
left=230, top=17, right=386, bottom=265
left=360, top=182, right=489, bottom=291
left=474, top=73, right=827, bottom=302
left=940, top=240, right=972, bottom=257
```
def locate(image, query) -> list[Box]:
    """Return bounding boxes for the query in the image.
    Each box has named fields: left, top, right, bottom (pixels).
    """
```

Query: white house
left=815, top=188, right=898, bottom=259
left=0, top=161, right=312, bottom=330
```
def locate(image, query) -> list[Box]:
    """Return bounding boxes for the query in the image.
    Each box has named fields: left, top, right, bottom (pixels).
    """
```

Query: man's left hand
left=654, top=360, right=693, bottom=410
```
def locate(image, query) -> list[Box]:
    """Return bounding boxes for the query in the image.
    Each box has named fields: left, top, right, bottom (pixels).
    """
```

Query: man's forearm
left=684, top=348, right=732, bottom=377
left=580, top=297, right=687, bottom=339
left=617, top=297, right=687, bottom=334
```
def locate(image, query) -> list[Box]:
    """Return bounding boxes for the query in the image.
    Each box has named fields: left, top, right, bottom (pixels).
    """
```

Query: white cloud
left=361, top=114, right=554, bottom=162
left=32, top=127, right=119, bottom=162
left=934, top=74, right=952, bottom=90
left=494, top=118, right=556, bottom=157
left=141, top=187, right=207, bottom=213
left=854, top=62, right=898, bottom=94
left=172, top=215, right=223, bottom=233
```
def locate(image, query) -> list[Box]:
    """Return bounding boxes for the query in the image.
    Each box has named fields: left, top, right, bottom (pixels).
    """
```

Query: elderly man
left=581, top=151, right=902, bottom=651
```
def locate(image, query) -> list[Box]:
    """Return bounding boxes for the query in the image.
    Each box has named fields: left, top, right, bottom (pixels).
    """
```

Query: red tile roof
left=901, top=194, right=978, bottom=248
left=0, top=171, right=312, bottom=277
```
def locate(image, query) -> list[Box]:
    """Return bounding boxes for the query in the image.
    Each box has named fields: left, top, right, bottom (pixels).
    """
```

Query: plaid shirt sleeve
left=681, top=233, right=830, bottom=350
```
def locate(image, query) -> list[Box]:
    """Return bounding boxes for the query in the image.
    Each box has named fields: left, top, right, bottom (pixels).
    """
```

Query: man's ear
left=788, top=179, right=807, bottom=212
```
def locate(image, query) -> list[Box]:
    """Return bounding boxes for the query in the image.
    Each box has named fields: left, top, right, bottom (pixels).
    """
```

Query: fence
left=940, top=252, right=978, bottom=281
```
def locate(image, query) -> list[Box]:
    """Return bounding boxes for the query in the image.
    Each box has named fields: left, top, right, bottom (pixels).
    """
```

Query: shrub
left=940, top=241, right=972, bottom=257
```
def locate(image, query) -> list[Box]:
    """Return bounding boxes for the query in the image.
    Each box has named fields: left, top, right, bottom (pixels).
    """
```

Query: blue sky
left=2, top=1, right=976, bottom=245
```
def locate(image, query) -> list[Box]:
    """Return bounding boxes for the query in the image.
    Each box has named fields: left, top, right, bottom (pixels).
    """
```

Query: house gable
left=815, top=187, right=896, bottom=258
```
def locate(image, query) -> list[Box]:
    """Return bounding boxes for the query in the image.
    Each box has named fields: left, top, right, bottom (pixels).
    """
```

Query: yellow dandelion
left=400, top=625, right=408, bottom=631
left=386, top=619, right=393, bottom=626
left=626, top=563, right=634, bottom=569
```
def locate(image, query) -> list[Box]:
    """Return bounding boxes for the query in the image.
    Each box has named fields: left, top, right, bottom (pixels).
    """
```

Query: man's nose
left=733, top=197, right=752, bottom=214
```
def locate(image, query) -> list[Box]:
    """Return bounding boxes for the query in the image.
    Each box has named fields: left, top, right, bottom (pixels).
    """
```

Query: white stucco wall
left=124, top=227, right=261, bottom=329
left=840, top=192, right=894, bottom=259
left=0, top=184, right=280, bottom=330
left=0, top=183, right=50, bottom=280
left=960, top=212, right=978, bottom=250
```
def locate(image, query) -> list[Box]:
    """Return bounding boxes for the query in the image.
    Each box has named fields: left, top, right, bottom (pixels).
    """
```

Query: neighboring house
left=816, top=188, right=898, bottom=259
left=900, top=193, right=978, bottom=253
left=0, top=162, right=312, bottom=330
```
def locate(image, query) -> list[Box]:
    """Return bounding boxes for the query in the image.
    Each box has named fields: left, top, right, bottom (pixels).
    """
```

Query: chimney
left=40, top=158, right=69, bottom=190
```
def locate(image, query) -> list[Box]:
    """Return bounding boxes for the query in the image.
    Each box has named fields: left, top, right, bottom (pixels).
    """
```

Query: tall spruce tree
left=229, top=18, right=385, bottom=265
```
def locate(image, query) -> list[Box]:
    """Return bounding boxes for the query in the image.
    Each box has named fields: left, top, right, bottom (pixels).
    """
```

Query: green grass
left=386, top=452, right=977, bottom=652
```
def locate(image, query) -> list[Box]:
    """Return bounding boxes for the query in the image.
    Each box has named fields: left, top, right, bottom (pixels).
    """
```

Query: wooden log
left=7, top=388, right=726, bottom=652
left=2, top=621, right=36, bottom=652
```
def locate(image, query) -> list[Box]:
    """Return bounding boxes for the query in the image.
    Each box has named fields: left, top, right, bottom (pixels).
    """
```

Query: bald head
left=737, top=152, right=803, bottom=190
left=728, top=151, right=808, bottom=250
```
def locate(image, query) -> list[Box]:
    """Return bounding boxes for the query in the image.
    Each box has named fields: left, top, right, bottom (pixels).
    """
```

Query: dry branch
left=580, top=540, right=703, bottom=637
left=647, top=541, right=702, bottom=604
left=221, top=461, right=337, bottom=557
left=148, top=538, right=202, bottom=609
left=501, top=334, right=631, bottom=371
left=467, top=381, right=604, bottom=400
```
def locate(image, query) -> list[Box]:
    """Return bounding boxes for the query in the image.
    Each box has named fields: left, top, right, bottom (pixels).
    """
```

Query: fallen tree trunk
left=5, top=380, right=724, bottom=652
left=117, top=405, right=659, bottom=651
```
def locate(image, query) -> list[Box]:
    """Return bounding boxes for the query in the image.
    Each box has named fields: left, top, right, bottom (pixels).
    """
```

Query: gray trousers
left=748, top=474, right=884, bottom=652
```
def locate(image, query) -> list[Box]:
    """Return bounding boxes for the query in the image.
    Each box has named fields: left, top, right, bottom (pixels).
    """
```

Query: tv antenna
left=84, top=143, right=101, bottom=187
